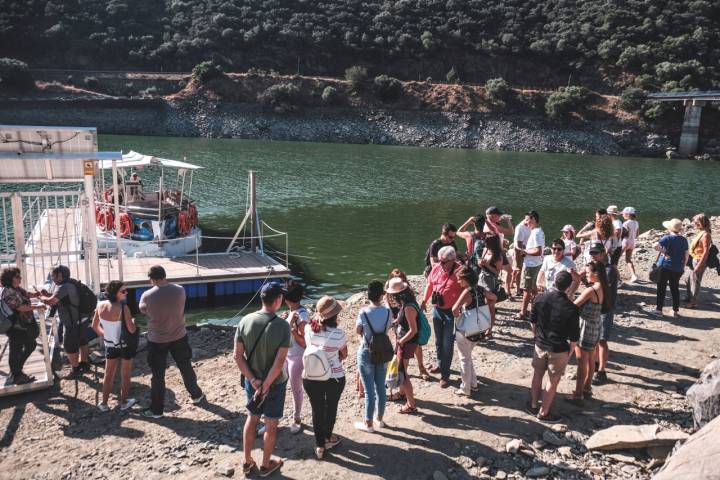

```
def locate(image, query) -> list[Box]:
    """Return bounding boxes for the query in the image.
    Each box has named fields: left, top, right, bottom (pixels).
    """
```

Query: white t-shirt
left=304, top=326, right=347, bottom=379
left=613, top=218, right=623, bottom=232
left=287, top=306, right=310, bottom=357
left=514, top=223, right=531, bottom=248
left=623, top=219, right=639, bottom=243
left=540, top=255, right=576, bottom=292
left=563, top=239, right=577, bottom=257
left=524, top=227, right=545, bottom=268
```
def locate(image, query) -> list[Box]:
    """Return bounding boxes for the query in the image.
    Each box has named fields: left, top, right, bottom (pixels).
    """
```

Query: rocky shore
left=0, top=220, right=719, bottom=479
left=0, top=93, right=677, bottom=157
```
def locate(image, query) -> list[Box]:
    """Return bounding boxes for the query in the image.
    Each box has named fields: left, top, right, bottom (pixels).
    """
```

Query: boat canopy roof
left=98, top=150, right=203, bottom=170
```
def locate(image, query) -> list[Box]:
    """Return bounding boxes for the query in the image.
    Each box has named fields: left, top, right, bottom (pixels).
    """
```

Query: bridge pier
left=678, top=100, right=705, bottom=157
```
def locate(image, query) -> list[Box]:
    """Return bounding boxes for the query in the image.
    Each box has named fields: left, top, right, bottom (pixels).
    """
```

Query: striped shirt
left=304, top=326, right=347, bottom=379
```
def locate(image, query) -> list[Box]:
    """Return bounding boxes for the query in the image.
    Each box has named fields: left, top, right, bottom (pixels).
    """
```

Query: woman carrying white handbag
left=451, top=266, right=496, bottom=396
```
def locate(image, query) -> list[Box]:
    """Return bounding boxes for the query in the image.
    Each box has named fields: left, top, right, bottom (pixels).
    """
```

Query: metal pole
left=250, top=171, right=257, bottom=253
left=10, top=193, right=26, bottom=280
left=111, top=160, right=124, bottom=282
left=84, top=164, right=102, bottom=293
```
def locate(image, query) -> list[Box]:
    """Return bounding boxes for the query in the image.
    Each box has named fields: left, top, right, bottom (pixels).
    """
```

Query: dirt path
left=1, top=226, right=719, bottom=480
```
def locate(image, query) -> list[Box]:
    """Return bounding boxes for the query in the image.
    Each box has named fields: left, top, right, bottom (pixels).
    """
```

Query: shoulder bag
left=240, top=315, right=278, bottom=387
left=455, top=288, right=492, bottom=338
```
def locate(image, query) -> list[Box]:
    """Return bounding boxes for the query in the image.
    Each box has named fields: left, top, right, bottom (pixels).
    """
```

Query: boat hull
left=97, top=228, right=202, bottom=257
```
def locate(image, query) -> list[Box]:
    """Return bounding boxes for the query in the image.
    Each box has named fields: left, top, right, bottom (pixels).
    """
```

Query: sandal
left=399, top=404, right=418, bottom=414
left=512, top=313, right=528, bottom=320
left=258, top=459, right=283, bottom=477
left=325, top=435, right=341, bottom=450
left=420, top=372, right=432, bottom=381
left=242, top=460, right=257, bottom=475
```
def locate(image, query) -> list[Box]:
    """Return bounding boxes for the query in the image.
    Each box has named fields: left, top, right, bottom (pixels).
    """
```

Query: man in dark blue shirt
left=528, top=271, right=580, bottom=422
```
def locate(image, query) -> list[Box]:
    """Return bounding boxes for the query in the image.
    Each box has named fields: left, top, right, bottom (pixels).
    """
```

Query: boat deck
left=21, top=207, right=289, bottom=290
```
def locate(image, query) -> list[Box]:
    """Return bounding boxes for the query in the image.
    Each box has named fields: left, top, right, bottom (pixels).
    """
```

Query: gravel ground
left=1, top=219, right=719, bottom=480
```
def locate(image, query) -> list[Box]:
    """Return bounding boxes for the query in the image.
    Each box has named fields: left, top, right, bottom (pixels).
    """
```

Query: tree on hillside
left=192, top=61, right=224, bottom=84
left=0, top=58, right=34, bottom=91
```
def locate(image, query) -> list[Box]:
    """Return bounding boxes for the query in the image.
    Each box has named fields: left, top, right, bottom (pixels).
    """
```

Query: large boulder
left=686, top=359, right=720, bottom=428
left=653, top=415, right=720, bottom=480
left=585, top=425, right=688, bottom=451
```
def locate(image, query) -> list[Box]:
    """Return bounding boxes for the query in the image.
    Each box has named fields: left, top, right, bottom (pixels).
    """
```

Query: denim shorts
left=245, top=380, right=287, bottom=420
left=600, top=312, right=614, bottom=342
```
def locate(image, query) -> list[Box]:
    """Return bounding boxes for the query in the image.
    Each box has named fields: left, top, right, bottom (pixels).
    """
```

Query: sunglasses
left=551, top=247, right=563, bottom=251
left=590, top=251, right=602, bottom=255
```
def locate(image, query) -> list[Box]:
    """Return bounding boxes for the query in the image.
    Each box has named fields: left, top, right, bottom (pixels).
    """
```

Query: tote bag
left=455, top=289, right=491, bottom=338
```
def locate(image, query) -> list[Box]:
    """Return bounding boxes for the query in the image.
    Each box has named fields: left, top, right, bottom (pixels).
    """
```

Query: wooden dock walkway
left=20, top=207, right=289, bottom=290
left=0, top=316, right=55, bottom=397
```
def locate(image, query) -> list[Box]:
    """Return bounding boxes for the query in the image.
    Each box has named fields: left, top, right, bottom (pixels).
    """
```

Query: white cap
left=622, top=207, right=636, bottom=215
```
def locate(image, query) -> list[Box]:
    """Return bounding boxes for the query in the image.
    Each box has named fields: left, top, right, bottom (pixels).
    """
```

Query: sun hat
left=606, top=205, right=620, bottom=215
left=561, top=224, right=575, bottom=233
left=662, top=218, right=683, bottom=233
left=315, top=295, right=343, bottom=320
left=385, top=277, right=409, bottom=294
left=622, top=206, right=636, bottom=215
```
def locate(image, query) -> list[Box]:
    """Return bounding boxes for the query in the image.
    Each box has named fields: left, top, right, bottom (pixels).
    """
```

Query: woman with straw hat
left=649, top=218, right=689, bottom=318
left=303, top=296, right=348, bottom=460
left=386, top=277, right=420, bottom=414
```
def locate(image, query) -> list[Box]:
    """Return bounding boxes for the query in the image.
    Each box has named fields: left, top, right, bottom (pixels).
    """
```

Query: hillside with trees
left=1, top=0, right=718, bottom=92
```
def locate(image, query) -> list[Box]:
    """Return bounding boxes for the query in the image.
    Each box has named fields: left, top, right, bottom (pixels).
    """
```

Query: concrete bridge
left=647, top=91, right=720, bottom=157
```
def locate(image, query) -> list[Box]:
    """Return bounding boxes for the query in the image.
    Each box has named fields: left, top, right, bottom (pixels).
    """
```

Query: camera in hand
left=431, top=291, right=444, bottom=307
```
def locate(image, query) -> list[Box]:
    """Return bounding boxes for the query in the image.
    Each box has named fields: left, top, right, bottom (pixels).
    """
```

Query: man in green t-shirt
left=234, top=281, right=291, bottom=477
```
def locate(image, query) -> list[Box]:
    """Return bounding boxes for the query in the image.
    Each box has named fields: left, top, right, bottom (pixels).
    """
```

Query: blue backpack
left=404, top=302, right=431, bottom=346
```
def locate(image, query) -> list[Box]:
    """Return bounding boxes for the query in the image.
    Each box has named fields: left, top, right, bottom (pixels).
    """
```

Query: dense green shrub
left=617, top=88, right=647, bottom=113
left=485, top=77, right=511, bottom=101
left=0, top=58, right=34, bottom=91
left=372, top=75, right=402, bottom=102
left=258, top=83, right=301, bottom=112
left=321, top=85, right=340, bottom=105
left=345, top=66, right=368, bottom=90
left=191, top=61, right=224, bottom=84
left=545, top=86, right=590, bottom=120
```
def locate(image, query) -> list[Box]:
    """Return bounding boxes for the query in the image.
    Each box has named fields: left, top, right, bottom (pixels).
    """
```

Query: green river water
left=98, top=135, right=720, bottom=315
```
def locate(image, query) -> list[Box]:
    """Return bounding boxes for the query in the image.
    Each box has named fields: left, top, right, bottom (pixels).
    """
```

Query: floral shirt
left=1, top=286, right=33, bottom=323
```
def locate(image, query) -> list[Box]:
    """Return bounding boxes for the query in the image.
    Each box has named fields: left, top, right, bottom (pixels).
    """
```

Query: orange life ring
left=177, top=211, right=191, bottom=237
left=96, top=208, right=114, bottom=232
left=188, top=203, right=199, bottom=228
left=119, top=213, right=133, bottom=238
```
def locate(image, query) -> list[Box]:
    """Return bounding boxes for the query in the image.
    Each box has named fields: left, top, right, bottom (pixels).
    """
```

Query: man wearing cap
left=422, top=245, right=464, bottom=388
left=584, top=242, right=619, bottom=386
left=517, top=210, right=544, bottom=320
left=139, top=265, right=205, bottom=418
left=234, top=281, right=291, bottom=477
left=528, top=271, right=579, bottom=422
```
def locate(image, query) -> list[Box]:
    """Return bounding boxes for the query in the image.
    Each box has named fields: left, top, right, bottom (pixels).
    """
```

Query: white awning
left=98, top=150, right=203, bottom=170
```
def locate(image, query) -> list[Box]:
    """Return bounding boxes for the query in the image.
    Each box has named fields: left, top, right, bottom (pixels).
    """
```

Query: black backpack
left=66, top=278, right=98, bottom=317
left=363, top=311, right=394, bottom=365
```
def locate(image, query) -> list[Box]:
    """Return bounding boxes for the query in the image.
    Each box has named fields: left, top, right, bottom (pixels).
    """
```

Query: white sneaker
left=191, top=393, right=205, bottom=404
left=646, top=308, right=663, bottom=318
left=354, top=421, right=375, bottom=433
left=290, top=422, right=302, bottom=434
left=97, top=402, right=110, bottom=413
left=120, top=398, right=137, bottom=411
left=374, top=420, right=386, bottom=429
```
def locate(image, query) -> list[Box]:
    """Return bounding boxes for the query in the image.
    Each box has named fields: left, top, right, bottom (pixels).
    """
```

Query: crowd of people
left=0, top=205, right=716, bottom=477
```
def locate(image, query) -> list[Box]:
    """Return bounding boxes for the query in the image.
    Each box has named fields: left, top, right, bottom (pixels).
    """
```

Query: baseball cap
left=588, top=241, right=604, bottom=254
left=260, top=281, right=287, bottom=301
left=622, top=207, right=636, bottom=215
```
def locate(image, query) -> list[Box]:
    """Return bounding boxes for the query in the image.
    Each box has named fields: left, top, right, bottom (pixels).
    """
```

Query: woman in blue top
left=651, top=218, right=689, bottom=318
left=354, top=280, right=393, bottom=433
